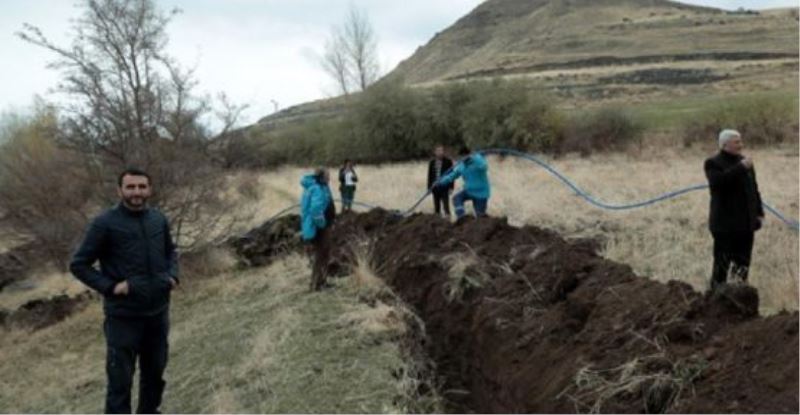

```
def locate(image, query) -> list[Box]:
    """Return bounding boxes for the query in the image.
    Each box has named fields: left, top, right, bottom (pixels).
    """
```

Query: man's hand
left=170, top=278, right=178, bottom=290
left=741, top=157, right=754, bottom=169
left=304, top=244, right=314, bottom=255
left=113, top=280, right=129, bottom=296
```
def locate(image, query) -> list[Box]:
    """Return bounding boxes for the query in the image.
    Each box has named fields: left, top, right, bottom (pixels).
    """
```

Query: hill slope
left=387, top=0, right=798, bottom=85
left=256, top=0, right=797, bottom=129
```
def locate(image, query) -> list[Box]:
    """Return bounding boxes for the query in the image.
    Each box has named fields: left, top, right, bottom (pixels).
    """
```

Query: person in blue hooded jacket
left=300, top=168, right=336, bottom=291
left=436, top=146, right=491, bottom=219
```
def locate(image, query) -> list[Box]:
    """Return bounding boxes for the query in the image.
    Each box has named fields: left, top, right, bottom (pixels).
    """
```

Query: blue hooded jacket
left=438, top=153, right=491, bottom=199
left=300, top=174, right=333, bottom=241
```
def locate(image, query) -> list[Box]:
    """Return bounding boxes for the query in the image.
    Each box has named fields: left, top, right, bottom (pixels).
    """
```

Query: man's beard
left=123, top=195, right=148, bottom=209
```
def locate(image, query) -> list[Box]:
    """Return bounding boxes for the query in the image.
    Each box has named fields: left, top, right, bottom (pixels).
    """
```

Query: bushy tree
left=16, top=0, right=248, bottom=250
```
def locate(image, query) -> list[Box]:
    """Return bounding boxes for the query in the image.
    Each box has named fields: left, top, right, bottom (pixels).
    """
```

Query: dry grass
left=442, top=247, right=490, bottom=303
left=0, top=252, right=439, bottom=413
left=560, top=354, right=707, bottom=414
left=348, top=237, right=389, bottom=296
left=251, top=145, right=799, bottom=314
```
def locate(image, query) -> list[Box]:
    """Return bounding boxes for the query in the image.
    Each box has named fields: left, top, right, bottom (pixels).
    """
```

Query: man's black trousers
left=104, top=311, right=169, bottom=414
left=432, top=190, right=451, bottom=216
left=711, top=231, right=755, bottom=288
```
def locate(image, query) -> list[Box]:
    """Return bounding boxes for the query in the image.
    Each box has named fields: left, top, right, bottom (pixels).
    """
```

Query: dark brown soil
left=321, top=210, right=798, bottom=414
left=3, top=292, right=92, bottom=331
left=446, top=52, right=798, bottom=81
left=228, top=215, right=302, bottom=267
left=598, top=68, right=729, bottom=85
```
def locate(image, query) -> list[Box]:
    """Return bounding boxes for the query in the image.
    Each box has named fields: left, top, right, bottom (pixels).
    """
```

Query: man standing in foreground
left=704, top=129, right=764, bottom=291
left=436, top=147, right=491, bottom=219
left=427, top=144, right=455, bottom=217
left=301, top=168, right=337, bottom=291
left=70, top=168, right=179, bottom=414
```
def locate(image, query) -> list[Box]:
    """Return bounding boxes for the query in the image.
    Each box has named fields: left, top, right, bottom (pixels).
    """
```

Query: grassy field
left=0, top=253, right=436, bottom=413
left=250, top=145, right=799, bottom=314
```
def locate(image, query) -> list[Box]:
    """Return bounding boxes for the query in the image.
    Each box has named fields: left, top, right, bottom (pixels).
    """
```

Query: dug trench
left=232, top=210, right=798, bottom=413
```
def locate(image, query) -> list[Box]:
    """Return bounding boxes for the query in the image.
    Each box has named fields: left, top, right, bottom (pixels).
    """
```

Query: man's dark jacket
left=427, top=157, right=455, bottom=191
left=704, top=151, right=765, bottom=233
left=70, top=204, right=179, bottom=317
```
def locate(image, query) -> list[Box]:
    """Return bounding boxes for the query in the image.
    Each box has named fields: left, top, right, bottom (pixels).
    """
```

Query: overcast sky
left=1, top=0, right=797, bottom=125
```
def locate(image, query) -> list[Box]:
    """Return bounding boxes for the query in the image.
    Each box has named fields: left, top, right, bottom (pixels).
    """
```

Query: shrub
left=461, top=79, right=565, bottom=152
left=562, top=107, right=644, bottom=156
left=352, top=82, right=430, bottom=162
left=425, top=83, right=473, bottom=149
left=0, top=108, right=97, bottom=266
left=239, top=79, right=585, bottom=165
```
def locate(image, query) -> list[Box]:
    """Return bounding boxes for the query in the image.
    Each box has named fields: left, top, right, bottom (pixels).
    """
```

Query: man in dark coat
left=427, top=144, right=455, bottom=217
left=70, top=168, right=179, bottom=414
left=704, top=129, right=764, bottom=290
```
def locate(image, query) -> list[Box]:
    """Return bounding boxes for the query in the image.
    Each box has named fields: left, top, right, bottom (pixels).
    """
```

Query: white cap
left=718, top=129, right=741, bottom=149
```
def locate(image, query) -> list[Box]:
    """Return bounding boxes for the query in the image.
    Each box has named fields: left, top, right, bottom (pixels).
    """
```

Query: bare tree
left=15, top=0, right=250, bottom=251
left=343, top=5, right=379, bottom=91
left=210, top=92, right=251, bottom=168
left=320, top=4, right=379, bottom=94
left=322, top=28, right=352, bottom=95
left=17, top=0, right=196, bottom=164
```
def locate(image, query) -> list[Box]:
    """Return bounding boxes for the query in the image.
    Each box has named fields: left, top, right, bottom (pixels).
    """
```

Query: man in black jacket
left=704, top=129, right=764, bottom=291
left=427, top=145, right=455, bottom=217
left=70, top=168, right=179, bottom=414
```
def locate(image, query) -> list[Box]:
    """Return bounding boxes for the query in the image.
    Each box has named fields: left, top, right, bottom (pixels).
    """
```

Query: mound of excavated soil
left=321, top=210, right=798, bottom=414
left=229, top=215, right=302, bottom=267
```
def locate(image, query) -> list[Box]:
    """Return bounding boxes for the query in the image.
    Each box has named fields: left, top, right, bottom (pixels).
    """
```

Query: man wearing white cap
left=703, top=129, right=764, bottom=290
